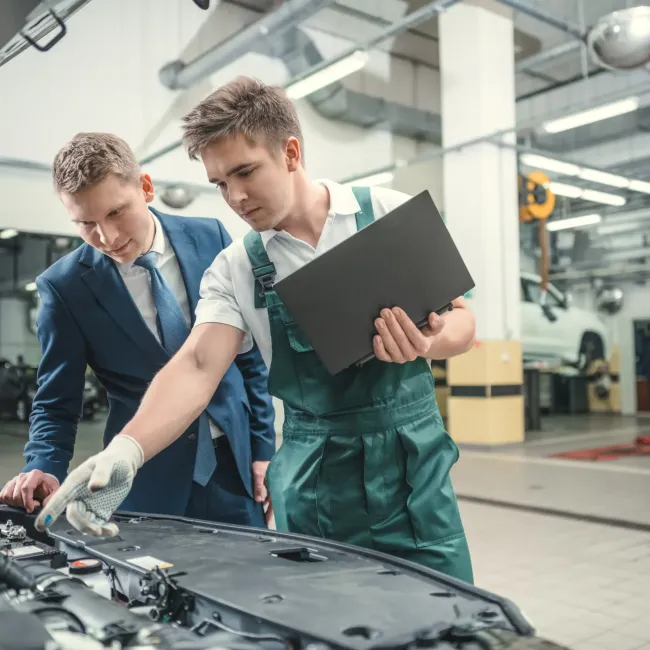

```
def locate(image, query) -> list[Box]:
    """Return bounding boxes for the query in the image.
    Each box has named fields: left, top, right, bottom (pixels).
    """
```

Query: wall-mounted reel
left=518, top=171, right=556, bottom=223
left=518, top=170, right=556, bottom=306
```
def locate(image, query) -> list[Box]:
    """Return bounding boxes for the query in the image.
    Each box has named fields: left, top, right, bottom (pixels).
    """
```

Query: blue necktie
left=134, top=252, right=217, bottom=486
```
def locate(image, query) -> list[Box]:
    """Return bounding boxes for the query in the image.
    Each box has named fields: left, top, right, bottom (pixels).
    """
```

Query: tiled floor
left=463, top=501, right=650, bottom=649
left=1, top=414, right=650, bottom=649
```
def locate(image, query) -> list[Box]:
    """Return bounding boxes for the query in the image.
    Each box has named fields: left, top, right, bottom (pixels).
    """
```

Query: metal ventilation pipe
left=495, top=0, right=584, bottom=41
left=159, top=0, right=336, bottom=91
left=516, top=40, right=582, bottom=73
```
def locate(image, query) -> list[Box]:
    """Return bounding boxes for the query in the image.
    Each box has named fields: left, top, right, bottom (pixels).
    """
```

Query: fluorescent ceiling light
left=0, top=228, right=18, bottom=239
left=548, top=182, right=582, bottom=198
left=581, top=188, right=626, bottom=206
left=547, top=213, right=602, bottom=232
left=578, top=168, right=630, bottom=188
left=345, top=171, right=394, bottom=187
left=522, top=152, right=650, bottom=198
left=520, top=153, right=579, bottom=176
left=24, top=282, right=37, bottom=292
left=629, top=180, right=650, bottom=194
left=285, top=50, right=369, bottom=100
left=547, top=182, right=626, bottom=206
left=542, top=97, right=640, bottom=134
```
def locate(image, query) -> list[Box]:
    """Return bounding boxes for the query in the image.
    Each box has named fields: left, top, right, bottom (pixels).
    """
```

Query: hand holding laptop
left=373, top=307, right=445, bottom=364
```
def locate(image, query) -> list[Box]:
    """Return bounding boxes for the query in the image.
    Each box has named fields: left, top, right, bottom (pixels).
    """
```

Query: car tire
left=578, top=333, right=605, bottom=372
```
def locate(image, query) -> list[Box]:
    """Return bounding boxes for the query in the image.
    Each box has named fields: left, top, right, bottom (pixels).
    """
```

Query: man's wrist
left=110, top=434, right=145, bottom=470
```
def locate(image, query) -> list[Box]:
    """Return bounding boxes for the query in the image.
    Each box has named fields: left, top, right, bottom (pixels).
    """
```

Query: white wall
left=0, top=298, right=40, bottom=365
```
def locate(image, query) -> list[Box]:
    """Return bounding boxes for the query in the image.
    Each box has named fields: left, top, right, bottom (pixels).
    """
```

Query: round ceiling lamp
left=160, top=185, right=195, bottom=210
left=588, top=6, right=650, bottom=70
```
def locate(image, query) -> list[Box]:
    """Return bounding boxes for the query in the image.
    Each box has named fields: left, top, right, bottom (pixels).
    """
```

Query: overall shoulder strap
left=243, top=230, right=276, bottom=309
left=350, top=186, right=375, bottom=230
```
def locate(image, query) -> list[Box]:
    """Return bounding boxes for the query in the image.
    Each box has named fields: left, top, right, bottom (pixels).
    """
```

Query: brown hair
left=52, top=132, right=140, bottom=194
left=181, top=76, right=304, bottom=161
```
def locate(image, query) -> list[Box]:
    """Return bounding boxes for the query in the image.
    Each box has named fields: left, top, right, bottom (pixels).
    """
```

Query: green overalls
left=243, top=186, right=473, bottom=583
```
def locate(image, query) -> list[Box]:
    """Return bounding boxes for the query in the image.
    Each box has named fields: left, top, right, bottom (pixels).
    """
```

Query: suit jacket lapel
left=156, top=210, right=204, bottom=325
left=79, top=244, right=168, bottom=364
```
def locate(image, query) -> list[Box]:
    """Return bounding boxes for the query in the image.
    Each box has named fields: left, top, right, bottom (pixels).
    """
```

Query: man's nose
left=98, top=223, right=120, bottom=248
left=227, top=185, right=247, bottom=209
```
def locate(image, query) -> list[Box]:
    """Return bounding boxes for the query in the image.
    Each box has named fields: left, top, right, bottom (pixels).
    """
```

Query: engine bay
left=0, top=505, right=570, bottom=650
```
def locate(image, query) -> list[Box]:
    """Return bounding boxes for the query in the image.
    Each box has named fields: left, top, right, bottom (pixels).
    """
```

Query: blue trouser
left=185, top=436, right=265, bottom=527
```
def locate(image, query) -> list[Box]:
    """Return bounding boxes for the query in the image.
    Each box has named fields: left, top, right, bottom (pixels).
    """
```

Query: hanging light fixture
left=588, top=6, right=650, bottom=70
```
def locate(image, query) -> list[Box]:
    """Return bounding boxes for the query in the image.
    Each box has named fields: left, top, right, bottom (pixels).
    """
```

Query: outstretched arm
left=35, top=322, right=243, bottom=535
left=122, top=322, right=244, bottom=460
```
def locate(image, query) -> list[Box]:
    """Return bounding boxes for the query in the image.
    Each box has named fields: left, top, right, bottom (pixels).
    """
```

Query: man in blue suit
left=0, top=132, right=275, bottom=530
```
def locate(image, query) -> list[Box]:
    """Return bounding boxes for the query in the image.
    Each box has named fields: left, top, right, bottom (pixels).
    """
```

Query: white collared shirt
left=194, top=180, right=412, bottom=367
left=116, top=212, right=192, bottom=335
left=118, top=211, right=223, bottom=439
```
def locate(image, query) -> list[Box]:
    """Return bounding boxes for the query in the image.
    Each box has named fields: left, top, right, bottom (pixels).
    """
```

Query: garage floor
left=454, top=414, right=650, bottom=527
left=1, top=414, right=649, bottom=650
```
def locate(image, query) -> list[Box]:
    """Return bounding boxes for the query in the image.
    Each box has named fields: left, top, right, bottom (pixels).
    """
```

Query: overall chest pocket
left=284, top=321, right=315, bottom=353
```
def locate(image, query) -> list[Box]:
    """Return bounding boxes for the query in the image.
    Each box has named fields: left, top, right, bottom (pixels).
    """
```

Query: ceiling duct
left=260, top=19, right=443, bottom=144
left=149, top=0, right=455, bottom=164
left=159, top=0, right=336, bottom=91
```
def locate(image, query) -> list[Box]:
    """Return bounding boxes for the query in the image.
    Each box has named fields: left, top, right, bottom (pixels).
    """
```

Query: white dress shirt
left=194, top=180, right=412, bottom=368
left=118, top=211, right=224, bottom=439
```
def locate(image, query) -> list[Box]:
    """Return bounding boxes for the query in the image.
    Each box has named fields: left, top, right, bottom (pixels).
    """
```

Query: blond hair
left=182, top=76, right=304, bottom=161
left=52, top=132, right=140, bottom=194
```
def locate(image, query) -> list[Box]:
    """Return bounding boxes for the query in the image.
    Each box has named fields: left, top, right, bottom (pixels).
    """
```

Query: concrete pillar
left=439, top=0, right=524, bottom=445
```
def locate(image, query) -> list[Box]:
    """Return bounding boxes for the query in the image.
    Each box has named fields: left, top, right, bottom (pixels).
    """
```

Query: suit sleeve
left=233, top=343, right=276, bottom=462
left=212, top=219, right=276, bottom=461
left=22, top=277, right=88, bottom=483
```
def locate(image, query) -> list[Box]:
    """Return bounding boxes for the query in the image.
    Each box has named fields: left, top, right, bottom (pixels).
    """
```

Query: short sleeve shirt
left=194, top=179, right=412, bottom=368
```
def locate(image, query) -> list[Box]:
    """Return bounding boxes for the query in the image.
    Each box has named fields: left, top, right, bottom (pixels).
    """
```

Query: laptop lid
left=274, top=190, right=475, bottom=375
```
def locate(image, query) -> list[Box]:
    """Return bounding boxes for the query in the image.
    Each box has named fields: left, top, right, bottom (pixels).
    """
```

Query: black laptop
left=274, top=190, right=475, bottom=375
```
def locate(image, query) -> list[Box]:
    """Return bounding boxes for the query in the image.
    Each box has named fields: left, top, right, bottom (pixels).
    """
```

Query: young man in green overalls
left=37, top=77, right=477, bottom=584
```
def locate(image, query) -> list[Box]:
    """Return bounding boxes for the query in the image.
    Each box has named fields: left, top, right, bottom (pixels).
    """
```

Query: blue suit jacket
left=22, top=210, right=275, bottom=516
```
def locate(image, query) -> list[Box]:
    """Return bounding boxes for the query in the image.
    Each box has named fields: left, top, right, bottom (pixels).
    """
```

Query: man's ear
left=285, top=137, right=301, bottom=172
left=140, top=173, right=155, bottom=203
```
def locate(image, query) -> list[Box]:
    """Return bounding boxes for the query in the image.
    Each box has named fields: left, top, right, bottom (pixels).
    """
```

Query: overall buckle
left=258, top=272, right=275, bottom=296
left=254, top=263, right=277, bottom=302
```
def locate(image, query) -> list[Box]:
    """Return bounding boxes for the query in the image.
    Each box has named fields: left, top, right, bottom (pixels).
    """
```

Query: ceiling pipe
left=494, top=0, right=585, bottom=41
left=283, top=0, right=461, bottom=90
left=144, top=0, right=461, bottom=165
left=159, top=0, right=336, bottom=91
left=516, top=40, right=582, bottom=73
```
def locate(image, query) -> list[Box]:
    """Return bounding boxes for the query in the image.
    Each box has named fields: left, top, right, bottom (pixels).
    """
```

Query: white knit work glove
left=35, top=435, right=144, bottom=537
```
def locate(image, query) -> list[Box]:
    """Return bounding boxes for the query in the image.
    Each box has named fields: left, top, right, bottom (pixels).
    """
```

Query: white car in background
left=466, top=272, right=609, bottom=370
